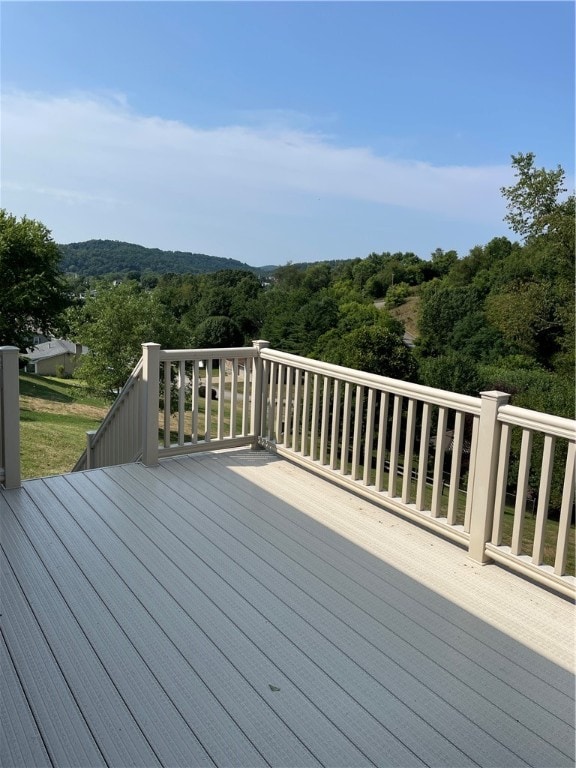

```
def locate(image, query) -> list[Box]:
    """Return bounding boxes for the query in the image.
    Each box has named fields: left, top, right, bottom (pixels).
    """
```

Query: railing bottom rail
left=263, top=439, right=470, bottom=547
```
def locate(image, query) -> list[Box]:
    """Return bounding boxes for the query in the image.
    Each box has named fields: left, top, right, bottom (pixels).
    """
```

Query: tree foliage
left=59, top=239, right=264, bottom=277
left=0, top=210, right=71, bottom=348
left=329, top=324, right=416, bottom=380
left=414, top=153, right=574, bottom=398
left=10, top=152, right=571, bottom=425
left=71, top=281, right=182, bottom=398
left=191, top=316, right=243, bottom=349
left=501, top=152, right=569, bottom=242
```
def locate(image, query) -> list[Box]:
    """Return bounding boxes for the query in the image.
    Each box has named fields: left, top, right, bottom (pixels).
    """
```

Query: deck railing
left=4, top=341, right=574, bottom=595
left=256, top=348, right=575, bottom=596
left=0, top=346, right=20, bottom=489
left=141, top=342, right=264, bottom=464
left=73, top=357, right=144, bottom=471
left=258, top=348, right=481, bottom=542
left=73, top=342, right=263, bottom=471
left=487, top=405, right=575, bottom=589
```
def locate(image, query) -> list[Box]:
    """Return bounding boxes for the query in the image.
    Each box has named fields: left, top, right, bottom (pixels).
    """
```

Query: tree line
left=58, top=239, right=270, bottom=278
left=2, top=153, right=574, bottom=423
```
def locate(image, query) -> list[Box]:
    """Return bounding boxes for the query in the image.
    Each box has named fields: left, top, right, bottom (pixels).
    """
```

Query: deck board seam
left=0, top=536, right=109, bottom=767
left=1, top=629, right=54, bottom=768
left=7, top=481, right=222, bottom=768
left=38, top=475, right=278, bottom=768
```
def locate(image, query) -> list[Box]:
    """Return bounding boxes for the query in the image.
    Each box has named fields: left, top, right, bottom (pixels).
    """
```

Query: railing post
left=0, top=346, right=21, bottom=489
left=141, top=343, right=161, bottom=466
left=251, top=340, right=270, bottom=448
left=468, top=390, right=510, bottom=563
left=85, top=430, right=97, bottom=470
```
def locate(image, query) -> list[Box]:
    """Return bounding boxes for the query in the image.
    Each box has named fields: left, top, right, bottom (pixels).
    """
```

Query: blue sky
left=1, top=1, right=574, bottom=267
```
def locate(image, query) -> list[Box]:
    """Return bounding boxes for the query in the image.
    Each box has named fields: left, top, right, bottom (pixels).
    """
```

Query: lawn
left=19, top=374, right=109, bottom=479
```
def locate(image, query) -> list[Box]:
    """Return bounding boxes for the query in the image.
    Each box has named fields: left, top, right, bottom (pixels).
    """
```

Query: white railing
left=256, top=348, right=575, bottom=597
left=73, top=357, right=145, bottom=471
left=0, top=346, right=20, bottom=489
left=73, top=341, right=264, bottom=472
left=7, top=338, right=573, bottom=595
left=141, top=341, right=265, bottom=465
left=259, top=348, right=482, bottom=545
left=485, top=405, right=575, bottom=592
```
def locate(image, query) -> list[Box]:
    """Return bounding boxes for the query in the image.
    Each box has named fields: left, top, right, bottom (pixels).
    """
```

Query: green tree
left=72, top=281, right=181, bottom=398
left=501, top=152, right=571, bottom=243
left=486, top=281, right=562, bottom=361
left=191, top=316, right=243, bottom=348
left=430, top=248, right=458, bottom=278
left=418, top=283, right=483, bottom=356
left=419, top=352, right=483, bottom=397
left=335, top=325, right=416, bottom=379
left=0, top=210, right=71, bottom=348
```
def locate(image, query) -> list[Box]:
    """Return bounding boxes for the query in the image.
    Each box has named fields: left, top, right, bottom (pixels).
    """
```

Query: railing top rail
left=159, top=347, right=258, bottom=363
left=498, top=404, right=576, bottom=441
left=260, top=348, right=482, bottom=414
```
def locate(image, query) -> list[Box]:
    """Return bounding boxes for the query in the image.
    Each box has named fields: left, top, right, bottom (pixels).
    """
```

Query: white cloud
left=1, top=90, right=513, bottom=262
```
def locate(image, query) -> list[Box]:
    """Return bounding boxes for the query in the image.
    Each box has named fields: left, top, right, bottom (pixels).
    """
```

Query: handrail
left=498, top=404, right=575, bottom=440
left=159, top=346, right=258, bottom=363
left=260, top=348, right=482, bottom=415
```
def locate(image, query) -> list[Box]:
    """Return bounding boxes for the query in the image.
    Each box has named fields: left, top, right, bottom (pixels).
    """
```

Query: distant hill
left=58, top=239, right=271, bottom=277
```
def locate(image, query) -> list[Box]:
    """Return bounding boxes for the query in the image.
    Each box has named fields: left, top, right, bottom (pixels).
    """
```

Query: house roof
left=24, top=339, right=88, bottom=362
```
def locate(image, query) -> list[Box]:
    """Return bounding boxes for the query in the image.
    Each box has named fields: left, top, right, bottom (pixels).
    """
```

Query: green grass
left=19, top=373, right=108, bottom=407
left=20, top=410, right=104, bottom=479
left=19, top=374, right=109, bottom=479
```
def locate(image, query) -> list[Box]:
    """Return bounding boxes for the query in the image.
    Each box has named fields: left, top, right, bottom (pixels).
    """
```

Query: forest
left=60, top=154, right=574, bottom=428
left=58, top=238, right=271, bottom=277
left=2, top=153, right=574, bottom=423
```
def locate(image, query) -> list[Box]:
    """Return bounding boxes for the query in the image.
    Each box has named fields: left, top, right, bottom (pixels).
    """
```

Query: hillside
left=59, top=239, right=267, bottom=277
left=386, top=294, right=420, bottom=338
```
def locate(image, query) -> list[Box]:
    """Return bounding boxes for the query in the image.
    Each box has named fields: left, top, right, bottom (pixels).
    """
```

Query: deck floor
left=1, top=448, right=574, bottom=767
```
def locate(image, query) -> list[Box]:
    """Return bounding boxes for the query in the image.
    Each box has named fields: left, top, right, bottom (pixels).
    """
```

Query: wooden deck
left=1, top=447, right=574, bottom=768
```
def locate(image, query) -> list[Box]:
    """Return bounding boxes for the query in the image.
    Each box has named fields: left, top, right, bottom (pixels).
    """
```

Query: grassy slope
left=386, top=294, right=420, bottom=337
left=19, top=374, right=109, bottom=479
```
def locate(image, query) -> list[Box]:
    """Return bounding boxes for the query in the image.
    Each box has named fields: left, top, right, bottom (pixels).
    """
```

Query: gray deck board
left=160, top=456, right=573, bottom=760
left=18, top=475, right=270, bottom=768
left=0, top=633, right=51, bottom=768
left=1, top=550, right=106, bottom=767
left=182, top=453, right=574, bottom=714
left=66, top=469, right=389, bottom=767
left=1, top=448, right=574, bottom=768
